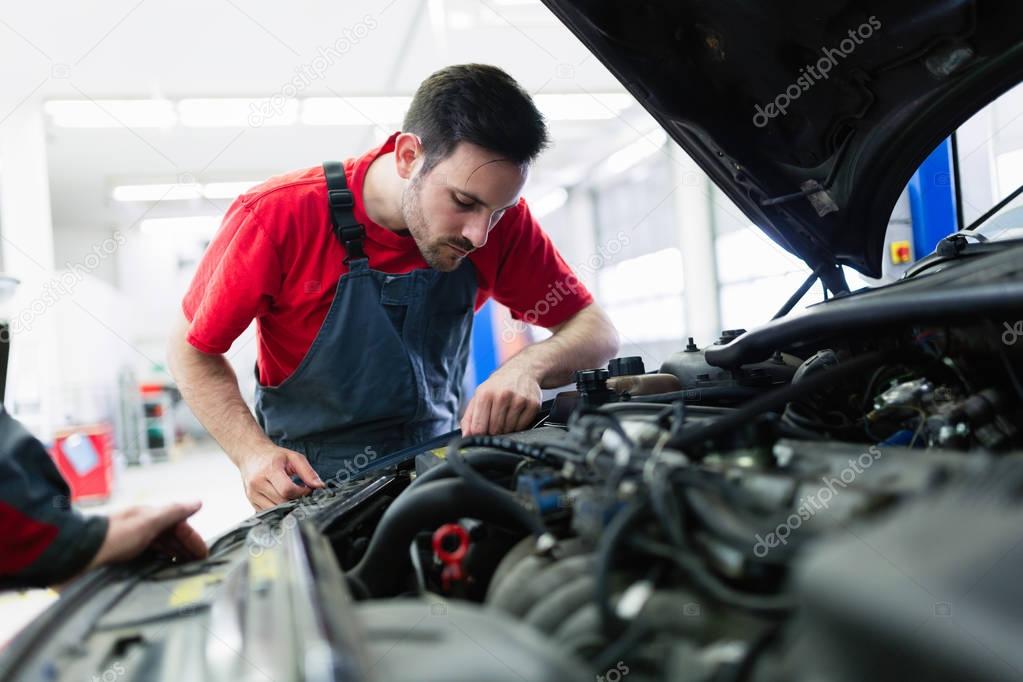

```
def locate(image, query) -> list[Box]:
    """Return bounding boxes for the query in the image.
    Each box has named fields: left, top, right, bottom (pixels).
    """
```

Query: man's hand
left=168, top=311, right=325, bottom=512
left=461, top=367, right=542, bottom=436
left=238, top=444, right=325, bottom=510
left=460, top=304, right=618, bottom=437
left=88, top=501, right=209, bottom=569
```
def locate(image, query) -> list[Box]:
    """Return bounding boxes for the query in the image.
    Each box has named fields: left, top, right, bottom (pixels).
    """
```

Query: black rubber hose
left=347, top=477, right=540, bottom=598
left=445, top=436, right=550, bottom=488
left=407, top=451, right=524, bottom=491
left=628, top=537, right=793, bottom=615
left=595, top=497, right=650, bottom=637
left=442, top=436, right=549, bottom=534
left=683, top=487, right=804, bottom=562
left=667, top=351, right=889, bottom=451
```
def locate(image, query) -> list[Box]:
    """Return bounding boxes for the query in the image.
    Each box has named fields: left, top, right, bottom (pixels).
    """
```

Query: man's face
left=400, top=141, right=528, bottom=272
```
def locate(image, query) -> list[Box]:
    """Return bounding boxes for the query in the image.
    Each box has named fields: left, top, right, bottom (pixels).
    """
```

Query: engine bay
left=4, top=246, right=1023, bottom=682
left=318, top=246, right=1023, bottom=681
left=323, top=325, right=1021, bottom=681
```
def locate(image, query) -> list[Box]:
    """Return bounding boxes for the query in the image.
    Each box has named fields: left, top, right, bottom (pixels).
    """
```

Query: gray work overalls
left=254, top=161, right=476, bottom=481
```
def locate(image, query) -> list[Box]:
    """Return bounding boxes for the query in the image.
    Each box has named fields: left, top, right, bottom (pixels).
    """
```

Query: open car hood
left=541, top=0, right=1023, bottom=277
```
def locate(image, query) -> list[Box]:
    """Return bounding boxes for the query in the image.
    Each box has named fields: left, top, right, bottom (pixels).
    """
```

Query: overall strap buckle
left=323, top=161, right=366, bottom=264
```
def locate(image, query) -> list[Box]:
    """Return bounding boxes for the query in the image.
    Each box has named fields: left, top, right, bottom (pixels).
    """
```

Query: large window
left=591, top=154, right=686, bottom=366
left=712, top=185, right=875, bottom=330
left=956, top=81, right=1023, bottom=235
left=589, top=157, right=683, bottom=347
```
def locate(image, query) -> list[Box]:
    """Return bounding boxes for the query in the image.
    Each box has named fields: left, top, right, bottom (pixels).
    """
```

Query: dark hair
left=403, top=64, right=550, bottom=173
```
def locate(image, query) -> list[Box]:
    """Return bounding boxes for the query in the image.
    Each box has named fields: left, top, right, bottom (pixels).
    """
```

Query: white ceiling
left=0, top=0, right=661, bottom=234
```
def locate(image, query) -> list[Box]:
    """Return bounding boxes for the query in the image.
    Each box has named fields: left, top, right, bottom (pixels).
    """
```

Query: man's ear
left=394, top=133, right=423, bottom=180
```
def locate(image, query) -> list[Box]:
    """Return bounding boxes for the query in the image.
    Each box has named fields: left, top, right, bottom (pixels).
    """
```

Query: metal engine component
left=659, top=335, right=802, bottom=397
left=776, top=461, right=1023, bottom=682
left=357, top=599, right=590, bottom=682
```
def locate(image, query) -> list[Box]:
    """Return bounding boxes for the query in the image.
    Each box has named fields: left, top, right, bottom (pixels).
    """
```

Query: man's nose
left=462, top=215, right=491, bottom=249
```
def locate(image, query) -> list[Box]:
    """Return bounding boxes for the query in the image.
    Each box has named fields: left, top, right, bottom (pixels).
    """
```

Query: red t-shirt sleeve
left=182, top=197, right=282, bottom=354
left=489, top=199, right=594, bottom=328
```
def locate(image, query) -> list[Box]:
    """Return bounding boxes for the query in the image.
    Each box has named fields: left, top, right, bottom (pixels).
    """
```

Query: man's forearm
left=167, top=318, right=271, bottom=468
left=504, top=304, right=619, bottom=388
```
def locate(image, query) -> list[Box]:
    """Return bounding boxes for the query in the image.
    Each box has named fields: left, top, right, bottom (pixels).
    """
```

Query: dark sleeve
left=0, top=409, right=108, bottom=590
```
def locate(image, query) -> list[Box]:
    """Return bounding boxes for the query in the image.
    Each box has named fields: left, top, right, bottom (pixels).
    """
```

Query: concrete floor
left=0, top=441, right=252, bottom=648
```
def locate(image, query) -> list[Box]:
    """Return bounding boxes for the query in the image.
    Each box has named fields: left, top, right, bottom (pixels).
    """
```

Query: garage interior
left=1, top=0, right=1022, bottom=667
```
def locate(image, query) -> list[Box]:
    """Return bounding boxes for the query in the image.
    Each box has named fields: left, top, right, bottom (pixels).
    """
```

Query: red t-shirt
left=183, top=132, right=593, bottom=387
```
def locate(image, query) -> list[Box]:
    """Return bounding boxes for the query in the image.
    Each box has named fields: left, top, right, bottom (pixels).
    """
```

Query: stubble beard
left=400, top=175, right=459, bottom=272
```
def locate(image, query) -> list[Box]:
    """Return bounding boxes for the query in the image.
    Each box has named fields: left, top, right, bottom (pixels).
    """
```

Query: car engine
left=3, top=245, right=1022, bottom=682
left=319, top=243, right=1023, bottom=682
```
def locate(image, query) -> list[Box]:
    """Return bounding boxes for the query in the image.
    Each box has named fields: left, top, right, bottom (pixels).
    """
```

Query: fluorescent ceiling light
left=447, top=9, right=474, bottom=29
left=178, top=98, right=298, bottom=127
left=534, top=93, right=633, bottom=121
left=45, top=99, right=176, bottom=128
left=112, top=181, right=261, bottom=202
left=46, top=93, right=631, bottom=129
left=301, top=97, right=411, bottom=126
left=603, top=130, right=668, bottom=176
left=139, top=215, right=223, bottom=236
left=531, top=187, right=568, bottom=217
left=112, top=183, right=202, bottom=202
left=202, top=181, right=261, bottom=199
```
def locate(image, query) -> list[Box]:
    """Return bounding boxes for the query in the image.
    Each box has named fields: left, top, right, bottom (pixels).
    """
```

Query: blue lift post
left=468, top=300, right=499, bottom=390
left=907, top=138, right=960, bottom=260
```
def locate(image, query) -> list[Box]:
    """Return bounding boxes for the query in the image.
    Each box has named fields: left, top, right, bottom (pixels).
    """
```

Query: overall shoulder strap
left=323, top=161, right=366, bottom=264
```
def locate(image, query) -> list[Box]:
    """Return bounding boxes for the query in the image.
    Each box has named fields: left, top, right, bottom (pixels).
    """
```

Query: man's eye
left=453, top=195, right=476, bottom=209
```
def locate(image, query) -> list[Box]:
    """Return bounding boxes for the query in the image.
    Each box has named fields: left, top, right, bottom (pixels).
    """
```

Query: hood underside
left=542, top=0, right=1023, bottom=277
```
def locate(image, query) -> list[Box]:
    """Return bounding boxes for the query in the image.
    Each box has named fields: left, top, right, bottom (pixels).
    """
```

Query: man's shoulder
left=238, top=166, right=328, bottom=210
left=229, top=166, right=337, bottom=243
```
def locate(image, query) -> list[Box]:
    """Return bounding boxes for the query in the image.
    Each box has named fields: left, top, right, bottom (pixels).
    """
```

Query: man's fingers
left=152, top=535, right=185, bottom=557
left=259, top=481, right=287, bottom=507
left=148, top=501, right=202, bottom=534
left=171, top=520, right=209, bottom=560
left=252, top=491, right=277, bottom=511
left=503, top=403, right=528, bottom=435
left=268, top=469, right=309, bottom=501
left=490, top=394, right=515, bottom=435
left=460, top=402, right=475, bottom=435
left=153, top=523, right=206, bottom=562
left=284, top=451, right=325, bottom=489
left=470, top=393, right=493, bottom=436
left=514, top=401, right=539, bottom=431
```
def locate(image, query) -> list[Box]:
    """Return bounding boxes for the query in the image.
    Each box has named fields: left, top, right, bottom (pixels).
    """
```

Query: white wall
left=116, top=225, right=259, bottom=401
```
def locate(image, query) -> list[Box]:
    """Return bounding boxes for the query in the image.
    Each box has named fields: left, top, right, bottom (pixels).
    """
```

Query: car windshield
left=964, top=194, right=1023, bottom=242
left=954, top=82, right=1023, bottom=242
